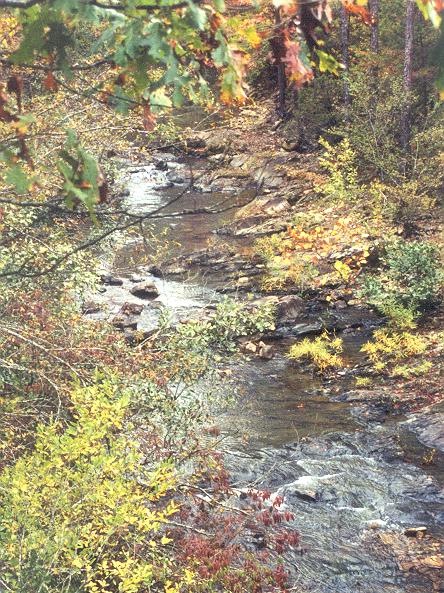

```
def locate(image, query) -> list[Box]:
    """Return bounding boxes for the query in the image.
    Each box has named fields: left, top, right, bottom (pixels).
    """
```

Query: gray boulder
left=130, top=281, right=159, bottom=299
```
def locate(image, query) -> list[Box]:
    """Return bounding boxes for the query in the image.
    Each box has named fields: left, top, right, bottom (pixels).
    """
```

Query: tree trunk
left=369, top=0, right=379, bottom=54
left=275, top=8, right=287, bottom=119
left=340, top=2, right=351, bottom=113
left=401, top=0, right=415, bottom=152
left=277, top=63, right=287, bottom=119
left=368, top=0, right=379, bottom=116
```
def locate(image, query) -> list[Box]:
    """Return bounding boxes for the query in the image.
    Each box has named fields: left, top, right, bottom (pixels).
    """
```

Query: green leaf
left=5, top=165, right=32, bottom=194
left=149, top=88, right=172, bottom=110
left=214, top=0, right=225, bottom=11
left=212, top=32, right=230, bottom=67
left=186, top=1, right=207, bottom=30
left=172, top=87, right=185, bottom=107
left=316, top=49, right=343, bottom=76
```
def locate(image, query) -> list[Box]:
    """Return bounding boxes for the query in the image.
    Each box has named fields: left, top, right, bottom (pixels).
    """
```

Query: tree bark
left=275, top=8, right=287, bottom=119
left=340, top=2, right=351, bottom=113
left=401, top=0, right=416, bottom=152
left=369, top=0, right=379, bottom=54
left=368, top=0, right=380, bottom=116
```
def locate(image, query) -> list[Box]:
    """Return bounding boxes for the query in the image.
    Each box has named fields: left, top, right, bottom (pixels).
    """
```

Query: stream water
left=89, top=156, right=444, bottom=593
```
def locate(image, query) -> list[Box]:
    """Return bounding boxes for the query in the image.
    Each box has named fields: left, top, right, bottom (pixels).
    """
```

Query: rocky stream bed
left=84, top=152, right=444, bottom=593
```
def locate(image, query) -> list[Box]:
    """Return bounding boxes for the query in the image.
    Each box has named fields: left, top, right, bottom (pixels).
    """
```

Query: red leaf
left=43, top=71, right=58, bottom=92
left=143, top=103, right=156, bottom=131
left=6, top=75, right=23, bottom=113
left=282, top=39, right=314, bottom=89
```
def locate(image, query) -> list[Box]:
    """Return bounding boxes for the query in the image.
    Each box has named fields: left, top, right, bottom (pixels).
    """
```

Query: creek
left=86, top=155, right=444, bottom=593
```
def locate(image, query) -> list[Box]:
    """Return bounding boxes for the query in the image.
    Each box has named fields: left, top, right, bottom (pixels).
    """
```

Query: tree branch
left=0, top=0, right=201, bottom=11
left=0, top=57, right=112, bottom=72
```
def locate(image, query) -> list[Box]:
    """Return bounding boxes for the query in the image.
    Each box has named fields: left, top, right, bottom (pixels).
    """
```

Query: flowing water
left=89, top=156, right=444, bottom=593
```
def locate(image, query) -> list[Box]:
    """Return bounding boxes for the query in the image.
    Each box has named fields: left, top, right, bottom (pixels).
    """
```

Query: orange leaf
left=143, top=103, right=156, bottom=131
left=43, top=71, right=58, bottom=92
left=343, top=1, right=374, bottom=25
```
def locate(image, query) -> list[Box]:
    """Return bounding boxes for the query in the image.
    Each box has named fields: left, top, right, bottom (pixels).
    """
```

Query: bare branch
left=0, top=0, right=200, bottom=11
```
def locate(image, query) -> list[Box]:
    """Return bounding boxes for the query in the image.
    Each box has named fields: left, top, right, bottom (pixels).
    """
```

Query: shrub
left=378, top=302, right=417, bottom=331
left=205, top=298, right=276, bottom=350
left=391, top=361, right=432, bottom=379
left=355, top=376, right=372, bottom=387
left=334, top=73, right=408, bottom=183
left=361, top=329, right=427, bottom=371
left=367, top=180, right=436, bottom=231
left=288, top=332, right=344, bottom=372
left=361, top=240, right=443, bottom=313
left=253, top=234, right=320, bottom=293
left=0, top=378, right=181, bottom=593
left=260, top=256, right=319, bottom=293
left=158, top=298, right=276, bottom=358
left=318, top=137, right=360, bottom=202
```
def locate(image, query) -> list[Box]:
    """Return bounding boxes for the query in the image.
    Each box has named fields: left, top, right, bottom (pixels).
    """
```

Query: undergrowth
left=288, top=332, right=344, bottom=372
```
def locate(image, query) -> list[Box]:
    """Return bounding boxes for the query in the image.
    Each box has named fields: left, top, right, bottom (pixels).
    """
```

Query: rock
left=230, top=154, right=251, bottom=169
left=185, top=130, right=232, bottom=155
left=262, top=196, right=290, bottom=216
left=147, top=265, right=163, bottom=277
left=184, top=136, right=206, bottom=150
left=208, top=153, right=225, bottom=163
left=419, top=555, right=444, bottom=569
left=154, top=160, right=168, bottom=171
left=334, top=299, right=348, bottom=310
left=296, top=489, right=318, bottom=503
left=347, top=299, right=362, bottom=306
left=209, top=178, right=239, bottom=192
left=284, top=476, right=321, bottom=502
left=404, top=526, right=427, bottom=538
left=130, top=281, right=159, bottom=299
left=405, top=409, right=444, bottom=453
left=281, top=140, right=300, bottom=152
left=119, top=302, right=144, bottom=316
left=253, top=165, right=286, bottom=189
left=258, top=341, right=274, bottom=360
left=101, top=274, right=124, bottom=286
left=335, top=390, right=381, bottom=403
left=130, top=274, right=145, bottom=283
left=123, top=329, right=138, bottom=345
left=365, top=519, right=387, bottom=530
left=111, top=314, right=138, bottom=330
left=292, top=322, right=323, bottom=336
left=236, top=276, right=252, bottom=289
left=82, top=301, right=102, bottom=314
left=242, top=341, right=257, bottom=354
left=276, top=295, right=305, bottom=324
left=167, top=171, right=186, bottom=184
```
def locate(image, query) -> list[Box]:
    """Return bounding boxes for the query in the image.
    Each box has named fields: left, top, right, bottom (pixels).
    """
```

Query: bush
left=361, top=240, right=443, bottom=313
left=0, top=378, right=181, bottom=593
left=361, top=329, right=427, bottom=371
left=334, top=73, right=408, bottom=182
left=318, top=137, right=360, bottom=202
left=288, top=332, right=343, bottom=372
left=367, top=179, right=436, bottom=231
left=253, top=234, right=319, bottom=293
left=158, top=298, right=276, bottom=357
